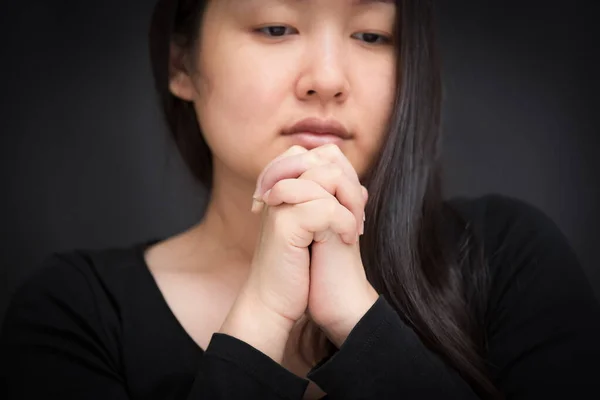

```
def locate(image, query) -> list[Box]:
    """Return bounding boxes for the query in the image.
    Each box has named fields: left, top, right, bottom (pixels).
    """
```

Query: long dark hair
left=149, top=0, right=501, bottom=398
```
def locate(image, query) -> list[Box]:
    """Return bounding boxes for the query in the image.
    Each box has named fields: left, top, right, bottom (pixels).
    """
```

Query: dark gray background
left=1, top=0, right=598, bottom=327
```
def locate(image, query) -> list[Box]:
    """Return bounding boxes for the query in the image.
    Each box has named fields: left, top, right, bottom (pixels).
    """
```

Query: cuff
left=205, top=333, right=309, bottom=399
left=306, top=295, right=391, bottom=395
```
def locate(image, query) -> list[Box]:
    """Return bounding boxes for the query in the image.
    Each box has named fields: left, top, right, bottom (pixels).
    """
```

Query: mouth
left=282, top=117, right=352, bottom=149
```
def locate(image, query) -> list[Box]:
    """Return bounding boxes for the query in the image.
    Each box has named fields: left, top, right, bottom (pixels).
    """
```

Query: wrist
left=220, top=289, right=295, bottom=363
left=323, top=284, right=379, bottom=348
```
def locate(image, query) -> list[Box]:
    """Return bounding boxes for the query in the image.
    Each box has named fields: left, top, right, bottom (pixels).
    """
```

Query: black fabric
left=2, top=194, right=600, bottom=399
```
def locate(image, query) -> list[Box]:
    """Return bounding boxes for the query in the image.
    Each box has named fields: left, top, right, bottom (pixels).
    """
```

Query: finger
left=256, top=151, right=329, bottom=199
left=262, top=179, right=358, bottom=244
left=263, top=178, right=333, bottom=207
left=291, top=198, right=357, bottom=245
left=297, top=163, right=364, bottom=233
left=256, top=143, right=360, bottom=199
left=254, top=145, right=308, bottom=199
left=309, top=144, right=360, bottom=185
left=252, top=145, right=308, bottom=214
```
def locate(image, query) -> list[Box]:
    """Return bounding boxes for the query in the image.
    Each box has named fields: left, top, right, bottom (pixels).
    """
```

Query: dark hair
left=149, top=0, right=501, bottom=398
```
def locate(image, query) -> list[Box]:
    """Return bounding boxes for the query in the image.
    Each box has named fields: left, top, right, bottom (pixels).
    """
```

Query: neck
left=195, top=161, right=262, bottom=267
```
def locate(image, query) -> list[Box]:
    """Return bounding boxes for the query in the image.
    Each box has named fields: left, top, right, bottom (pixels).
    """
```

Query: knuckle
left=271, top=179, right=316, bottom=204
left=270, top=179, right=300, bottom=203
left=324, top=143, right=344, bottom=159
left=326, top=163, right=344, bottom=178
left=345, top=209, right=357, bottom=230
left=306, top=152, right=323, bottom=167
left=323, top=143, right=341, bottom=153
left=270, top=180, right=287, bottom=196
left=309, top=163, right=340, bottom=181
left=325, top=198, right=339, bottom=218
left=288, top=145, right=307, bottom=154
left=317, top=166, right=343, bottom=189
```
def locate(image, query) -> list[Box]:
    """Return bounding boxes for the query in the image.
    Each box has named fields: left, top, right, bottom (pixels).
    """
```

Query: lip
left=283, top=117, right=352, bottom=140
left=284, top=132, right=345, bottom=150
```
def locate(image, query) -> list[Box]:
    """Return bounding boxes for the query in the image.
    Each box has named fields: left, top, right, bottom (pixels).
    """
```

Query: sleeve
left=0, top=254, right=309, bottom=400
left=481, top=195, right=600, bottom=398
left=0, top=255, right=131, bottom=400
left=306, top=295, right=479, bottom=399
left=191, top=333, right=309, bottom=399
left=306, top=194, right=600, bottom=399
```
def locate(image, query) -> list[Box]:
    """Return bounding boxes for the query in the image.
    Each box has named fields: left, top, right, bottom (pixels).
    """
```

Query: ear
left=168, top=41, right=195, bottom=101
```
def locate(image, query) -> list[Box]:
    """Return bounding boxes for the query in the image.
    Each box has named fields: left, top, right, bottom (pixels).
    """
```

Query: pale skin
left=145, top=0, right=396, bottom=398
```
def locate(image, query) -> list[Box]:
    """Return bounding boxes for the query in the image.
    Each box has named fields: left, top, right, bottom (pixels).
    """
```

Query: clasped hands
left=250, top=144, right=379, bottom=348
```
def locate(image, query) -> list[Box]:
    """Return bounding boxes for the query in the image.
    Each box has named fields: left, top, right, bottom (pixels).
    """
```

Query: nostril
left=307, top=90, right=316, bottom=95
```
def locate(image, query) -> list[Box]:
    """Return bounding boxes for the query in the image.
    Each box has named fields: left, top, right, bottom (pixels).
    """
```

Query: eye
left=352, top=32, right=392, bottom=45
left=255, top=25, right=298, bottom=38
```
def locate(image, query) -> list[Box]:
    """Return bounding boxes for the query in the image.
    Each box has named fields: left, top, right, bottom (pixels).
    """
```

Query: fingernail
left=251, top=199, right=263, bottom=214
left=360, top=220, right=364, bottom=235
left=363, top=211, right=366, bottom=222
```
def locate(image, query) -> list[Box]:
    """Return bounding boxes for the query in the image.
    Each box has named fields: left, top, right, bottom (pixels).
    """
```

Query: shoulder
left=447, top=193, right=565, bottom=249
left=1, top=240, right=158, bottom=351
left=7, top=240, right=156, bottom=312
left=446, top=193, right=582, bottom=276
left=443, top=198, right=600, bottom=393
left=447, top=193, right=600, bottom=336
left=445, top=192, right=592, bottom=285
left=0, top=241, right=160, bottom=393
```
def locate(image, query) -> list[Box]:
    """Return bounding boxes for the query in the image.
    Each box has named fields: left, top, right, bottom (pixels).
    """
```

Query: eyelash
left=254, top=25, right=392, bottom=45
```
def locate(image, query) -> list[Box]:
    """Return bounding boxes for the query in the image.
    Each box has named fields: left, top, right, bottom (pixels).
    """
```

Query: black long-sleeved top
left=2, top=194, right=600, bottom=399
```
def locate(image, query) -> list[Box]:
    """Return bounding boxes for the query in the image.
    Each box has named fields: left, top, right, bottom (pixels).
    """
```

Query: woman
left=2, top=0, right=599, bottom=399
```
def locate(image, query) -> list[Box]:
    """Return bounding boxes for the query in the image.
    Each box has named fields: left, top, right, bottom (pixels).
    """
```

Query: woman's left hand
left=252, top=144, right=379, bottom=347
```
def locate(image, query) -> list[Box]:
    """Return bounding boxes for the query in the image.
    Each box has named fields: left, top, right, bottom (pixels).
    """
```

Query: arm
left=306, top=195, right=600, bottom=399
left=480, top=195, right=600, bottom=398
left=307, top=295, right=480, bottom=399
left=0, top=254, right=308, bottom=400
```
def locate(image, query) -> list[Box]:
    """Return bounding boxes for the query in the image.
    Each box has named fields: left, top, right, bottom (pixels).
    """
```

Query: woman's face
left=170, top=0, right=397, bottom=184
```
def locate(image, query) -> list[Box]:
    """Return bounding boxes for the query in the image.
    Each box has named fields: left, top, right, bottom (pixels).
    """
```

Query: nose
left=295, top=36, right=350, bottom=105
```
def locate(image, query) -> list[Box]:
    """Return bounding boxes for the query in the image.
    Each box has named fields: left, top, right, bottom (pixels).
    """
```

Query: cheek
left=345, top=60, right=395, bottom=177
left=199, top=67, right=282, bottom=134
left=193, top=47, right=293, bottom=178
left=200, top=35, right=298, bottom=130
left=356, top=63, right=395, bottom=144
